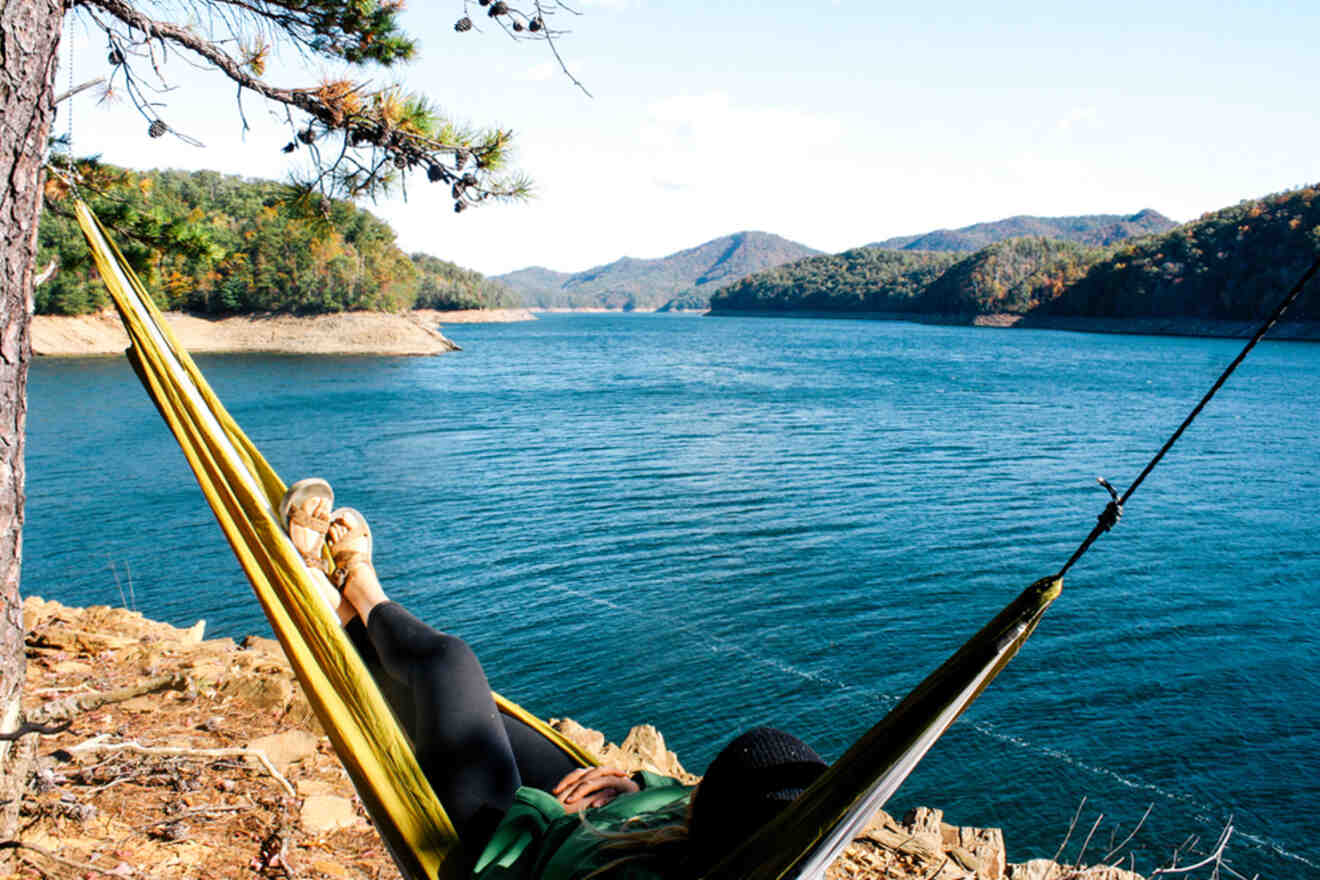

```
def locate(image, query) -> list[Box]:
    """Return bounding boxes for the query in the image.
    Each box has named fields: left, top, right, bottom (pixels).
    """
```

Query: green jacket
left=472, top=771, right=692, bottom=880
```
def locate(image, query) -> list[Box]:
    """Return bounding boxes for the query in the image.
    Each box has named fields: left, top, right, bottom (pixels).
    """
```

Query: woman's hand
left=552, top=766, right=640, bottom=814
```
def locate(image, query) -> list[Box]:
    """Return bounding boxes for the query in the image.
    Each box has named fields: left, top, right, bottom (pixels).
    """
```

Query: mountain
left=710, top=187, right=1320, bottom=322
left=866, top=209, right=1177, bottom=252
left=1041, top=189, right=1320, bottom=321
left=496, top=231, right=821, bottom=310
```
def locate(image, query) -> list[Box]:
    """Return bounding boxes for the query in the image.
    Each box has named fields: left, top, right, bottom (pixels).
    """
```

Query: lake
left=25, top=313, right=1320, bottom=877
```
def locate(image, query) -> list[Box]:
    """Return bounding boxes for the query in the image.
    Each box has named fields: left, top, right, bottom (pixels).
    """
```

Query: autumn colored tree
left=0, top=0, right=574, bottom=846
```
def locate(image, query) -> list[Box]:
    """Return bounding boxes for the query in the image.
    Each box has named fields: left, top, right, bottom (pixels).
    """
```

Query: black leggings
left=345, top=602, right=580, bottom=851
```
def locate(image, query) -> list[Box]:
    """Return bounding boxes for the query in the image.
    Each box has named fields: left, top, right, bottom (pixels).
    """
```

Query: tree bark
left=0, top=0, right=67, bottom=849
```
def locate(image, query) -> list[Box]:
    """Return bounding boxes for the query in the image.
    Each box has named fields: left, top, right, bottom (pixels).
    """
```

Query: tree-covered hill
left=866, top=209, right=1176, bottom=252
left=496, top=231, right=821, bottom=310
left=710, top=187, right=1320, bottom=323
left=36, top=165, right=513, bottom=316
left=711, top=249, right=960, bottom=314
left=1040, top=188, right=1320, bottom=321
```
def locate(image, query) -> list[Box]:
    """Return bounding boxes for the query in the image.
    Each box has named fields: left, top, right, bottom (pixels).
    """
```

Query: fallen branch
left=0, top=839, right=134, bottom=877
left=26, top=674, right=191, bottom=725
left=62, top=737, right=296, bottom=798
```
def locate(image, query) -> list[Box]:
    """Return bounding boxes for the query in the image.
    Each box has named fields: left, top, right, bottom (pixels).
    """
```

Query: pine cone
left=461, top=173, right=477, bottom=187
left=478, top=0, right=491, bottom=5
left=393, top=154, right=408, bottom=169
left=427, top=164, right=445, bottom=182
left=454, top=200, right=467, bottom=213
left=107, top=49, right=124, bottom=65
left=297, top=128, right=316, bottom=144
left=512, top=20, right=524, bottom=31
left=488, top=2, right=508, bottom=16
left=454, top=16, right=473, bottom=32
left=282, top=142, right=297, bottom=154
left=148, top=119, right=167, bottom=138
left=529, top=17, right=543, bottom=32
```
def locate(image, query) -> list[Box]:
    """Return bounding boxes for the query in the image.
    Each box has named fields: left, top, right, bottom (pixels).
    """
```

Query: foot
left=327, top=509, right=389, bottom=621
left=290, top=496, right=355, bottom=624
left=288, top=495, right=331, bottom=565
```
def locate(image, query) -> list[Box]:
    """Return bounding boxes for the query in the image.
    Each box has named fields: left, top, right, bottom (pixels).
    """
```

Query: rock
left=297, top=779, right=341, bottom=797
left=615, top=724, right=693, bottom=781
left=247, top=729, right=319, bottom=772
left=1008, top=859, right=1143, bottom=880
left=550, top=718, right=606, bottom=757
left=239, top=635, right=284, bottom=658
left=119, top=695, right=158, bottom=712
left=300, top=795, right=360, bottom=833
left=220, top=673, right=293, bottom=711
left=311, top=859, right=354, bottom=877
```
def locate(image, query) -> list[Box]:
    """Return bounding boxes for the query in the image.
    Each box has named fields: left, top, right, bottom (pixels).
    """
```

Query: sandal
left=278, top=478, right=334, bottom=574
left=327, top=507, right=373, bottom=590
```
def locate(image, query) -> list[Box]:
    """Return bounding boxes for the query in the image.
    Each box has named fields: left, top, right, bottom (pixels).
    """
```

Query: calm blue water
left=25, top=314, right=1319, bottom=877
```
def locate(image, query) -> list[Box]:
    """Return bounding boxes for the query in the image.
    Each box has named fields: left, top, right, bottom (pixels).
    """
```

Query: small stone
left=300, top=795, right=358, bottom=833
left=247, top=729, right=320, bottom=772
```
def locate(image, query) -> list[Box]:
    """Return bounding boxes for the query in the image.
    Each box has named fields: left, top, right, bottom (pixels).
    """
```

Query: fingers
left=552, top=766, right=625, bottom=795
left=553, top=766, right=633, bottom=807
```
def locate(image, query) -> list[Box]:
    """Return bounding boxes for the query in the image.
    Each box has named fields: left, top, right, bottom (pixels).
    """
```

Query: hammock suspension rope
left=1056, top=253, right=1320, bottom=580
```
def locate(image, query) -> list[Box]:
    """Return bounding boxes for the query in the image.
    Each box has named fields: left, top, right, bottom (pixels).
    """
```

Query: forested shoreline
left=710, top=186, right=1320, bottom=323
left=37, top=164, right=516, bottom=316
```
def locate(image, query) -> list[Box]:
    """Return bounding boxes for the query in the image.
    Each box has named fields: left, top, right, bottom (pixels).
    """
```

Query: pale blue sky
left=61, top=1, right=1319, bottom=275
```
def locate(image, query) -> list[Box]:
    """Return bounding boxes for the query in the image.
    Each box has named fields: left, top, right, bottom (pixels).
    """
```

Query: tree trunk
left=0, top=0, right=66, bottom=849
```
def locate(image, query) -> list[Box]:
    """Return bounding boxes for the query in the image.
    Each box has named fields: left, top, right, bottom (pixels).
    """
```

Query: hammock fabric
left=77, top=198, right=1062, bottom=880
left=75, top=200, right=597, bottom=880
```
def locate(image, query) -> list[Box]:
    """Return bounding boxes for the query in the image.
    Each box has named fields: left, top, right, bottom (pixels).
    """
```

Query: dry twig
left=62, top=736, right=297, bottom=798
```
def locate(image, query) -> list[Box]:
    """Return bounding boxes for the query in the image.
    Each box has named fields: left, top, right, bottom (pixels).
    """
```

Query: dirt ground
left=4, top=597, right=1136, bottom=880
left=29, top=309, right=533, bottom=358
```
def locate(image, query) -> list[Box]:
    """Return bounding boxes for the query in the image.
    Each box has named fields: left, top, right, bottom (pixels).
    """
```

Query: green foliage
left=711, top=186, right=1320, bottom=322
left=412, top=253, right=519, bottom=310
left=920, top=238, right=1106, bottom=314
left=1044, top=187, right=1320, bottom=321
left=711, top=249, right=959, bottom=313
left=36, top=164, right=507, bottom=316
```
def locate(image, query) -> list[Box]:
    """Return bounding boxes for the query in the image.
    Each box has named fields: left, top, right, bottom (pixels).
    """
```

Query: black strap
left=1056, top=253, right=1320, bottom=579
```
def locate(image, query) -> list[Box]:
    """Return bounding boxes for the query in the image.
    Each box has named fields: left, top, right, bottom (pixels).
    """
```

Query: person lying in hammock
left=282, top=479, right=828, bottom=880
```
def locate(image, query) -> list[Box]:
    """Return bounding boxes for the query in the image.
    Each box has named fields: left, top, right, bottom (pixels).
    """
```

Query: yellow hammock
left=77, top=198, right=1061, bottom=880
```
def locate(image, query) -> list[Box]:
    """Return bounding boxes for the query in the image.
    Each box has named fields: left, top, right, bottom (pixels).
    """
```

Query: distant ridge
left=866, top=209, right=1176, bottom=252
left=497, top=231, right=821, bottom=311
left=709, top=186, right=1320, bottom=325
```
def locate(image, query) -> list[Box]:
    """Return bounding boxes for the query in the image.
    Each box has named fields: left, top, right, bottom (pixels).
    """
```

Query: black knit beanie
left=687, top=727, right=827, bottom=867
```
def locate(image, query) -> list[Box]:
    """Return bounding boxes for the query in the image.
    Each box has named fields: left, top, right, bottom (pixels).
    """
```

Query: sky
left=59, top=0, right=1320, bottom=276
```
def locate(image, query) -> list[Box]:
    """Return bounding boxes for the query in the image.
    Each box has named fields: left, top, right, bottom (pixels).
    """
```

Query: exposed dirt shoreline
left=30, top=309, right=536, bottom=357
left=12, top=596, right=1137, bottom=880
left=705, top=309, right=1320, bottom=340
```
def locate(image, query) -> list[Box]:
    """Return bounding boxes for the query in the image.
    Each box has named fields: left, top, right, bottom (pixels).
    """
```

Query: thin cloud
left=1056, top=105, right=1101, bottom=132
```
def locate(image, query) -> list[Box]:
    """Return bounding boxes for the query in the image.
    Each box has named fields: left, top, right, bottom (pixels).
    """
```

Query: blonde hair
left=580, top=810, right=692, bottom=878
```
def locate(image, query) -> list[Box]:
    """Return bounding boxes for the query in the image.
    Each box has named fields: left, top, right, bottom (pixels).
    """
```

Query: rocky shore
left=6, top=597, right=1139, bottom=880
left=30, top=309, right=536, bottom=357
left=704, top=309, right=1320, bottom=341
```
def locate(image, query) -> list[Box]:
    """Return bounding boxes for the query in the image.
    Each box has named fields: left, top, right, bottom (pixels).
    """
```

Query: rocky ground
left=3, top=597, right=1140, bottom=880
left=30, top=309, right=536, bottom=357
